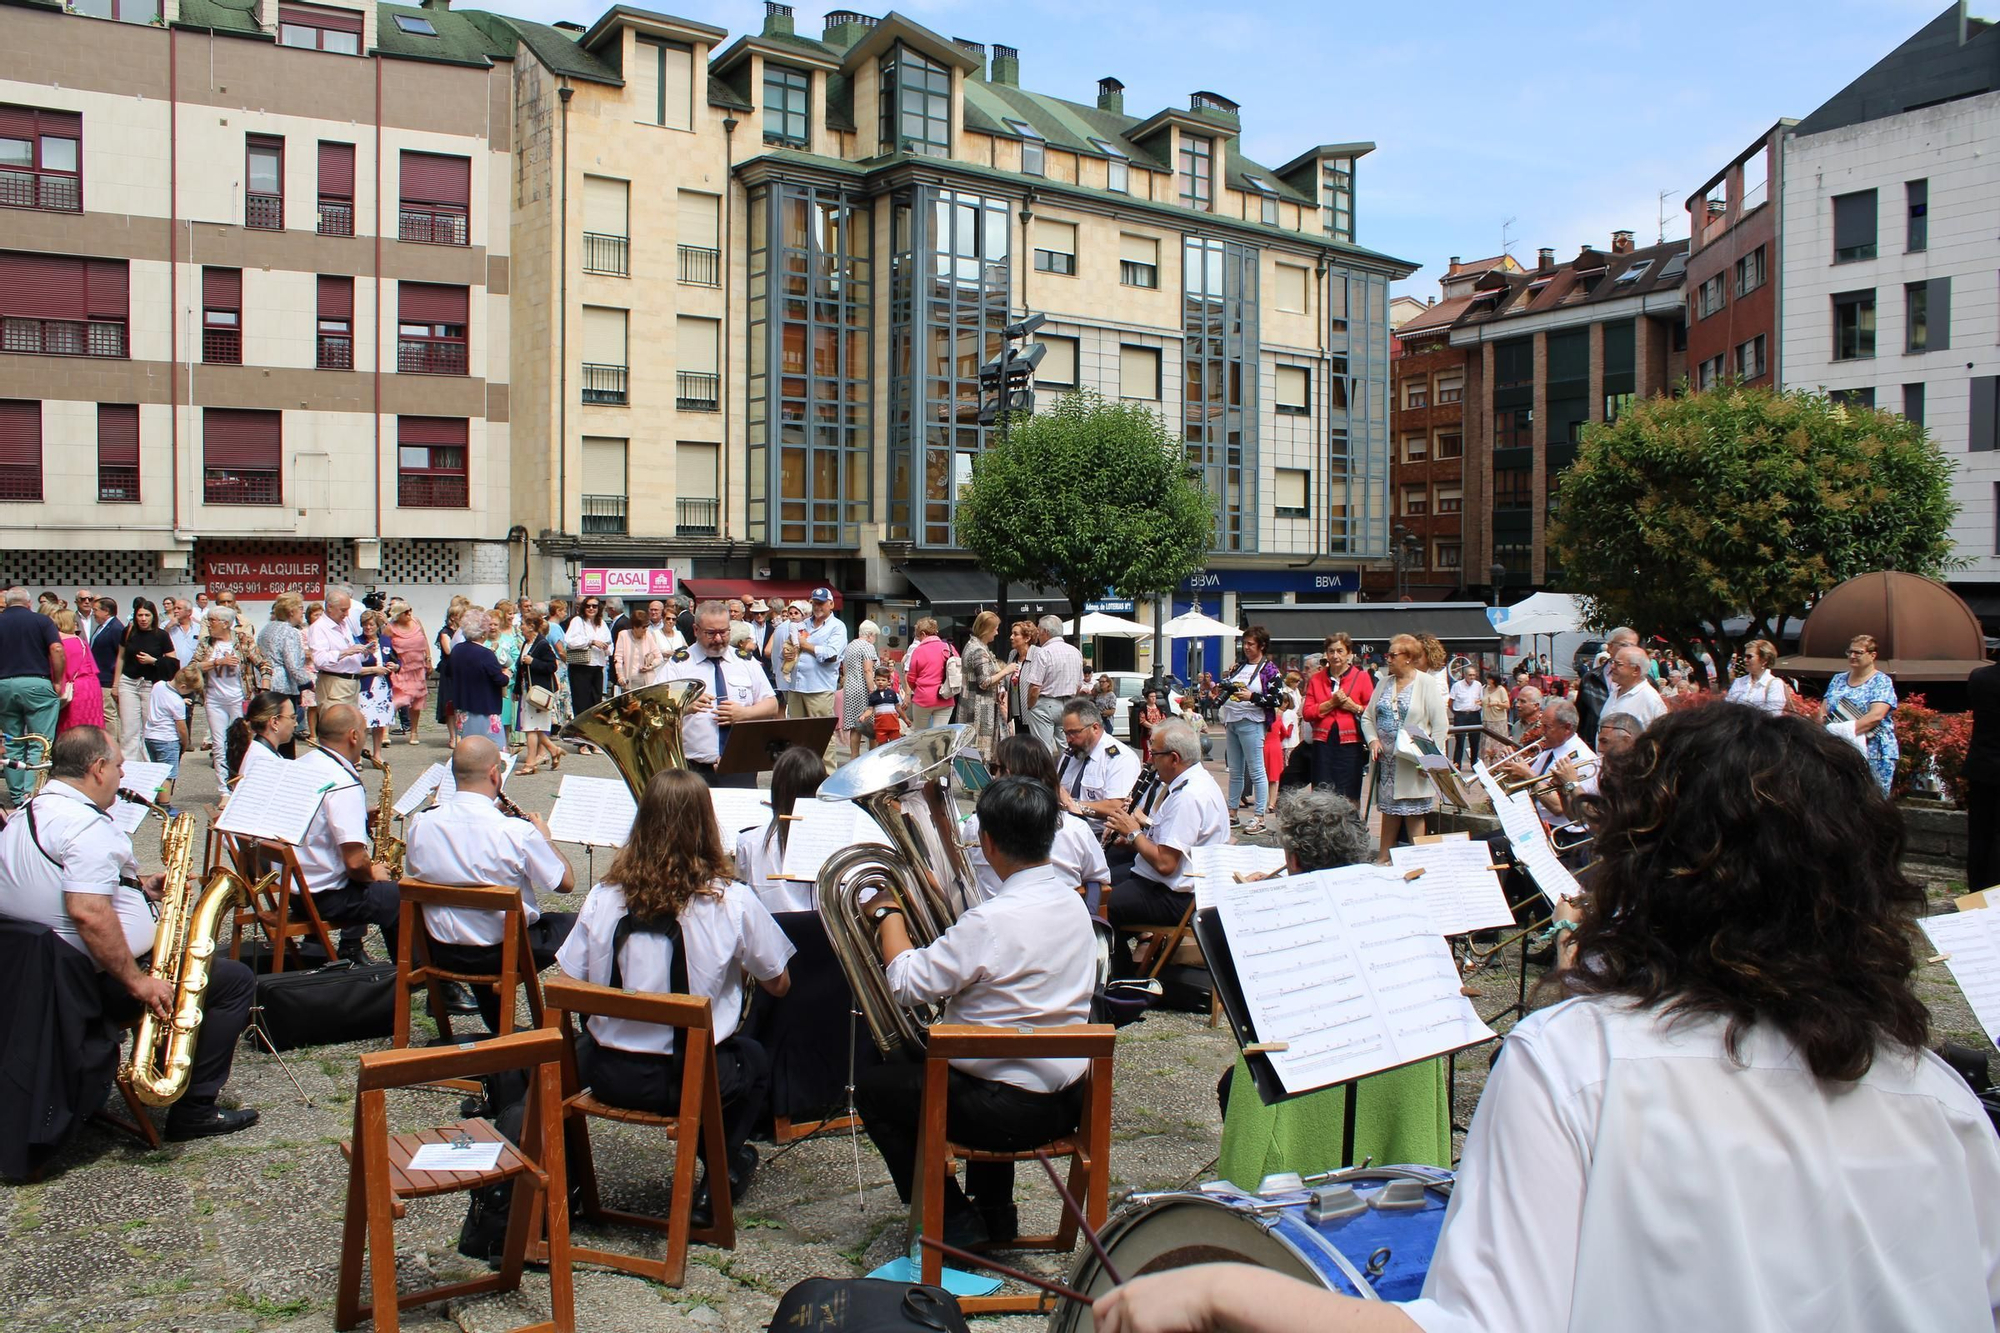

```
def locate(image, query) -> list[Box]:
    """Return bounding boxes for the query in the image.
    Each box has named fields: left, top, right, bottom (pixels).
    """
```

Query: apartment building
left=1684, top=122, right=1787, bottom=393
left=1776, top=2, right=2000, bottom=622
left=1448, top=233, right=1689, bottom=592
left=0, top=0, right=515, bottom=625
left=493, top=3, right=1415, bottom=654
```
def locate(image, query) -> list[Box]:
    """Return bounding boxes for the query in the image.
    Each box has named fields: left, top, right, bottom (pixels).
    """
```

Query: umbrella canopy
left=1489, top=591, right=1586, bottom=638
left=1062, top=611, right=1155, bottom=638
left=1164, top=610, right=1242, bottom=640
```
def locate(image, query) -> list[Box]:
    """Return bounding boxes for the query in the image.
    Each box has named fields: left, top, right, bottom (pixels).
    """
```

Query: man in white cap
left=788, top=588, right=847, bottom=770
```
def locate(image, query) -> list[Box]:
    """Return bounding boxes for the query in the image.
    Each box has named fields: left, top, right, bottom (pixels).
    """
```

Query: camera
left=361, top=590, right=387, bottom=612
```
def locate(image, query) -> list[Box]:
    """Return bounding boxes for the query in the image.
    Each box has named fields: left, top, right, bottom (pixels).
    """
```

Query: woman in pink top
left=54, top=608, right=106, bottom=731
left=385, top=601, right=431, bottom=745
left=902, top=616, right=958, bottom=731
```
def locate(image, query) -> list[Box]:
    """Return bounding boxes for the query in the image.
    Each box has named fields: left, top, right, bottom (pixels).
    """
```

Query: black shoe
left=976, top=1201, right=1019, bottom=1246
left=165, top=1103, right=260, bottom=1141
left=335, top=938, right=369, bottom=965
left=689, top=1145, right=761, bottom=1228
left=439, top=981, right=482, bottom=1016
left=941, top=1207, right=990, bottom=1251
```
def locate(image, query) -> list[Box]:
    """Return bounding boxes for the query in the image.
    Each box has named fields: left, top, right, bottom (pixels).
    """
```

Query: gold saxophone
left=355, top=752, right=404, bottom=876
left=117, top=790, right=264, bottom=1106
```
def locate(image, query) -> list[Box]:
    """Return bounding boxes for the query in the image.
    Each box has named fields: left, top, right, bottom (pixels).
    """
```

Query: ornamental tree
left=1548, top=383, right=1957, bottom=680
left=958, top=390, right=1215, bottom=619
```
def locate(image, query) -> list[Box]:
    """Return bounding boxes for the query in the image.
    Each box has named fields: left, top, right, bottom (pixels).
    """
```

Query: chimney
left=1611, top=230, right=1635, bottom=255
left=1447, top=255, right=1461, bottom=270
left=990, top=44, right=1019, bottom=86
left=1188, top=90, right=1240, bottom=129
left=552, top=19, right=583, bottom=31
left=953, top=37, right=986, bottom=80
left=822, top=10, right=876, bottom=48
left=1537, top=247, right=1554, bottom=273
left=762, top=1, right=794, bottom=38
left=1097, top=76, right=1124, bottom=114
left=421, top=0, right=449, bottom=8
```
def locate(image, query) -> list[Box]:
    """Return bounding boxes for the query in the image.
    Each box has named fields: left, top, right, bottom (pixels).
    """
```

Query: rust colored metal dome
left=1778, top=571, right=1992, bottom=680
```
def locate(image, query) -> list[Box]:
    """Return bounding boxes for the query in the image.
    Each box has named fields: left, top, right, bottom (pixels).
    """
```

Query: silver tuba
left=816, top=725, right=987, bottom=1060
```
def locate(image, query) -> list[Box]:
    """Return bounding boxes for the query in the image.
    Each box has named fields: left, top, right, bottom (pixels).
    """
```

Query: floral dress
left=840, top=637, right=879, bottom=732
left=1373, top=679, right=1436, bottom=816
left=1824, top=669, right=1899, bottom=796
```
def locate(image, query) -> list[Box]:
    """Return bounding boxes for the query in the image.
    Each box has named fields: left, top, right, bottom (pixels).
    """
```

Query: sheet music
left=781, top=800, right=867, bottom=881
left=110, top=761, right=174, bottom=834
left=1214, top=865, right=1494, bottom=1095
left=392, top=762, right=449, bottom=818
left=545, top=775, right=637, bottom=848
left=709, top=787, right=770, bottom=837
left=1189, top=843, right=1289, bottom=910
left=1389, top=841, right=1516, bottom=935
left=1921, top=911, right=2000, bottom=1047
left=1483, top=775, right=1582, bottom=907
left=211, top=758, right=330, bottom=843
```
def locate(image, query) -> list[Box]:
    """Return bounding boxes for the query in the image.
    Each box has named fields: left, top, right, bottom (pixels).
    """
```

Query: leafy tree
left=1549, top=383, right=1957, bottom=680
left=958, top=391, right=1215, bottom=619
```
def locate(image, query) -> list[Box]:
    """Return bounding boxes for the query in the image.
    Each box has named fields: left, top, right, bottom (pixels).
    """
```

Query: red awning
left=681, top=578, right=841, bottom=610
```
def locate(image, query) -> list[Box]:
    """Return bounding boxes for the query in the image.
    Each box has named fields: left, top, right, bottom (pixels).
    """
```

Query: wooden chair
left=527, top=976, right=735, bottom=1287
left=335, top=1028, right=573, bottom=1333
left=236, top=839, right=339, bottom=973
left=98, top=1022, right=164, bottom=1151
left=216, top=831, right=280, bottom=964
left=1120, top=898, right=1222, bottom=1027
left=393, top=880, right=545, bottom=1049
left=916, top=1024, right=1117, bottom=1316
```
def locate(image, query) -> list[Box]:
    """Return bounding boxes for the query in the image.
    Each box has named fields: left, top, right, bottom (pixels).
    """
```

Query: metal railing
left=678, top=244, right=720, bottom=287
left=0, top=168, right=80, bottom=212
left=246, top=192, right=283, bottom=230
left=203, top=468, right=281, bottom=506
left=675, top=495, right=719, bottom=536
left=581, top=493, right=628, bottom=534
left=0, top=464, right=43, bottom=502
left=676, top=370, right=719, bottom=411
left=399, top=205, right=469, bottom=246
left=397, top=338, right=468, bottom=375
left=1, top=317, right=126, bottom=358
left=317, top=334, right=353, bottom=370
left=202, top=328, right=242, bottom=364
left=581, top=363, right=628, bottom=405
left=97, top=465, right=139, bottom=503
left=397, top=473, right=468, bottom=508
left=583, top=232, right=629, bottom=276
left=318, top=198, right=354, bottom=236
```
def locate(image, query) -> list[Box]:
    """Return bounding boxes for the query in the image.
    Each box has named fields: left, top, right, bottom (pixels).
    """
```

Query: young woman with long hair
left=224, top=690, right=299, bottom=782
left=732, top=744, right=826, bottom=914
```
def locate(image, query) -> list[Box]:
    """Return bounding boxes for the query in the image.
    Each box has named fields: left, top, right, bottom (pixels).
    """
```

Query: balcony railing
left=97, top=465, right=139, bottom=503
left=204, top=468, right=281, bottom=506
left=0, top=465, right=43, bottom=503
left=676, top=370, right=719, bottom=412
left=581, top=363, right=628, bottom=405
left=397, top=339, right=468, bottom=376
left=675, top=495, right=719, bottom=537
left=203, top=328, right=242, bottom=364
left=318, top=197, right=354, bottom=236
left=678, top=244, right=721, bottom=287
left=0, top=168, right=80, bottom=213
left=2, top=317, right=126, bottom=359
left=399, top=205, right=469, bottom=246
left=397, top=473, right=468, bottom=508
left=584, top=233, right=629, bottom=276
left=317, top=334, right=353, bottom=370
left=581, top=493, right=628, bottom=534
left=246, top=192, right=283, bottom=230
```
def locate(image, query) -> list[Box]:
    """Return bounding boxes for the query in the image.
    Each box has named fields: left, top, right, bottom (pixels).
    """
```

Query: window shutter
left=400, top=151, right=470, bottom=205
left=1971, top=377, right=1999, bottom=454
left=1038, top=336, right=1076, bottom=385
left=654, top=41, right=694, bottom=131
left=0, top=252, right=86, bottom=320
left=676, top=316, right=718, bottom=373
left=1276, top=364, right=1309, bottom=408
left=584, top=176, right=629, bottom=237
left=203, top=266, right=242, bottom=310
left=677, top=190, right=718, bottom=248
left=676, top=441, right=719, bottom=496
left=1274, top=469, right=1306, bottom=510
left=1929, top=277, right=1951, bottom=351
left=399, top=281, right=468, bottom=325
left=318, top=141, right=355, bottom=196
left=97, top=403, right=138, bottom=466
left=0, top=105, right=37, bottom=139
left=1119, top=345, right=1158, bottom=399
left=1032, top=218, right=1075, bottom=254
left=281, top=3, right=362, bottom=31
left=0, top=106, right=77, bottom=139
left=1833, top=191, right=1876, bottom=250
left=84, top=258, right=126, bottom=320
left=318, top=274, right=353, bottom=319
left=0, top=400, right=41, bottom=468
left=1119, top=233, right=1156, bottom=266
left=581, top=437, right=627, bottom=493
left=581, top=307, right=627, bottom=363
left=398, top=415, right=466, bottom=446
left=203, top=408, right=281, bottom=468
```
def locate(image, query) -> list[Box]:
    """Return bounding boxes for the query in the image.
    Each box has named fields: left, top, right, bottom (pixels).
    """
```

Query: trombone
left=1500, top=756, right=1601, bottom=797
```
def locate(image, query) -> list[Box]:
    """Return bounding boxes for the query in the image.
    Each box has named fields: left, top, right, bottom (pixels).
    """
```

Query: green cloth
left=0, top=675, right=59, bottom=804
left=1216, top=1055, right=1452, bottom=1189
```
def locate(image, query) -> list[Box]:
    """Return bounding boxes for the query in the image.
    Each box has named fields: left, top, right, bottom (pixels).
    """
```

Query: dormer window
left=1006, top=119, right=1044, bottom=177
left=1178, top=133, right=1212, bottom=211
left=764, top=64, right=809, bottom=147
left=1615, top=259, right=1651, bottom=286
left=1322, top=156, right=1353, bottom=241
left=1091, top=138, right=1128, bottom=194
left=279, top=3, right=362, bottom=54
left=392, top=13, right=436, bottom=36
left=880, top=46, right=950, bottom=158
left=1245, top=174, right=1278, bottom=226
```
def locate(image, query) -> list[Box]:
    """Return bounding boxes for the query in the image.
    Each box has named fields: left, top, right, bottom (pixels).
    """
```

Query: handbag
left=767, top=1278, right=970, bottom=1333
left=253, top=960, right=397, bottom=1050
left=525, top=683, right=555, bottom=711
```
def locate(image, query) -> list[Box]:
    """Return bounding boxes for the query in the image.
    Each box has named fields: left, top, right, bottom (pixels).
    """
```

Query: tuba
left=562, top=678, right=705, bottom=798
left=816, top=725, right=987, bottom=1060
left=117, top=790, right=269, bottom=1106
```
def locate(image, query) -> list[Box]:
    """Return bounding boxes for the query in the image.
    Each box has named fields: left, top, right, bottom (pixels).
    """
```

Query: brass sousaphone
left=562, top=678, right=707, bottom=797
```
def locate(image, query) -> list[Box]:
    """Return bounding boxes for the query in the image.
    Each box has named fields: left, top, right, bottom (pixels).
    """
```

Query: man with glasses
left=786, top=589, right=847, bottom=771
left=1598, top=645, right=1665, bottom=746
left=664, top=600, right=779, bottom=787
left=1054, top=699, right=1142, bottom=836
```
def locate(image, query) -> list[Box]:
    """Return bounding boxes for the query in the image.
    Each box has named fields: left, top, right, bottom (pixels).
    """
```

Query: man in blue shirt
left=786, top=588, right=847, bottom=771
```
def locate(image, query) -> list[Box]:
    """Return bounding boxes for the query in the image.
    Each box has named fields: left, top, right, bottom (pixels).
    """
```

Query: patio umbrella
left=1162, top=610, right=1242, bottom=639
left=1062, top=611, right=1155, bottom=638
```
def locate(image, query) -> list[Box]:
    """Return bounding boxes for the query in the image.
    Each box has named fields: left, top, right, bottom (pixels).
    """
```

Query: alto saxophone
left=117, top=790, right=267, bottom=1106
left=356, top=752, right=405, bottom=876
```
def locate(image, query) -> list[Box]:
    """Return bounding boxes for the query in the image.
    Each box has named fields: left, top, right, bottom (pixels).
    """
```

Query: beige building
left=0, top=0, right=513, bottom=625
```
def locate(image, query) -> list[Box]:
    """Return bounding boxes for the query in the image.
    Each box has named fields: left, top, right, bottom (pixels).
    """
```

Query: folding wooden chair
left=393, top=880, right=545, bottom=1048
left=915, top=1023, right=1117, bottom=1316
left=527, top=976, right=736, bottom=1287
left=334, top=1029, right=572, bottom=1333
left=237, top=839, right=339, bottom=973
left=98, top=1022, right=164, bottom=1151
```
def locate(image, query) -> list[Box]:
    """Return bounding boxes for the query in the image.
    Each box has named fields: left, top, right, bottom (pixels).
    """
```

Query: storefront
left=1170, top=567, right=1361, bottom=678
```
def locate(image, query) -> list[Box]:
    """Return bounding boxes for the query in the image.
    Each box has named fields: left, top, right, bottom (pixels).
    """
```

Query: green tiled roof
left=708, top=72, right=751, bottom=111
left=483, top=13, right=622, bottom=83
left=377, top=3, right=511, bottom=67
left=172, top=0, right=263, bottom=37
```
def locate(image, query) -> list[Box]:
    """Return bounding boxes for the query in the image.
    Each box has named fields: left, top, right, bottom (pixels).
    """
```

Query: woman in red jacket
left=1301, top=632, right=1372, bottom=802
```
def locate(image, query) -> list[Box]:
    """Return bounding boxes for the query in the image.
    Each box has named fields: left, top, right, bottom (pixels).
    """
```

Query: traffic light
left=978, top=312, right=1048, bottom=426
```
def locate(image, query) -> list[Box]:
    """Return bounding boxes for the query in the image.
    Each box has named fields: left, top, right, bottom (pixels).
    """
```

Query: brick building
left=1685, top=122, right=1788, bottom=392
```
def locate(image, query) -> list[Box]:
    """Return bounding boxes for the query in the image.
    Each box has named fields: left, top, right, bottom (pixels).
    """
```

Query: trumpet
left=1500, top=756, right=1601, bottom=797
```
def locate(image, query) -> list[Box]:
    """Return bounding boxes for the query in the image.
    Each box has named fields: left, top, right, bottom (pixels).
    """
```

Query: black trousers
left=300, top=881, right=400, bottom=958
left=569, top=665, right=604, bottom=718
left=426, top=913, right=577, bottom=1034
left=1312, top=737, right=1366, bottom=803
left=578, top=1029, right=770, bottom=1161
left=1106, top=872, right=1193, bottom=974
left=1970, top=779, right=2000, bottom=897
left=853, top=1062, right=1083, bottom=1219
left=116, top=956, right=254, bottom=1106
left=689, top=760, right=755, bottom=790
left=1451, top=710, right=1482, bottom=767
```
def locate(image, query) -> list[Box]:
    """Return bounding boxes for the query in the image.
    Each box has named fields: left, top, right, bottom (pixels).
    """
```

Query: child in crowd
left=867, top=665, right=909, bottom=744
left=145, top=665, right=201, bottom=802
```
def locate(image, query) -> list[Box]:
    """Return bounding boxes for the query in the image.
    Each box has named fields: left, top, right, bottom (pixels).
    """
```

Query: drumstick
left=1034, top=1149, right=1123, bottom=1285
left=915, top=1236, right=1094, bottom=1307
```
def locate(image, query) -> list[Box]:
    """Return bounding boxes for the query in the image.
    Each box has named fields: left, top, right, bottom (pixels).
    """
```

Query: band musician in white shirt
left=1102, top=719, right=1230, bottom=941
left=295, top=704, right=398, bottom=962
left=403, top=736, right=576, bottom=1033
left=855, top=775, right=1099, bottom=1250
left=662, top=601, right=781, bottom=789
left=1494, top=699, right=1596, bottom=839
left=1054, top=698, right=1143, bottom=833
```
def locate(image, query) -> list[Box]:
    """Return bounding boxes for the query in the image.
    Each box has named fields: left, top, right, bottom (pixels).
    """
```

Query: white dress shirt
left=1600, top=678, right=1667, bottom=735
left=564, top=616, right=612, bottom=667
left=1449, top=677, right=1485, bottom=712
left=1058, top=730, right=1142, bottom=805
left=1031, top=637, right=1085, bottom=699
left=645, top=625, right=684, bottom=686
left=556, top=878, right=795, bottom=1054
left=662, top=647, right=777, bottom=764
left=1726, top=672, right=1789, bottom=716
left=0, top=779, right=153, bottom=959
left=884, top=862, right=1097, bottom=1093
left=1132, top=762, right=1230, bottom=894
left=305, top=614, right=361, bottom=676
left=961, top=811, right=1109, bottom=902
left=293, top=745, right=370, bottom=894
left=1401, top=996, right=2000, bottom=1333
left=405, top=791, right=570, bottom=945
left=1527, top=733, right=1595, bottom=829
left=733, top=820, right=815, bottom=915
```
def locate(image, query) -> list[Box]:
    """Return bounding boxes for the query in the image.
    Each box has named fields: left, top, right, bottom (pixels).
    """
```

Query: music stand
left=716, top=717, right=840, bottom=776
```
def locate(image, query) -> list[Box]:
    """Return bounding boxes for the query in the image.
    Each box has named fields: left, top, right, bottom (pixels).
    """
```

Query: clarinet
left=1104, top=765, right=1164, bottom=847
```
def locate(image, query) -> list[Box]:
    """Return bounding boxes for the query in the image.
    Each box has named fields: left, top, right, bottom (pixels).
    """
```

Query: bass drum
left=1047, top=1167, right=1452, bottom=1330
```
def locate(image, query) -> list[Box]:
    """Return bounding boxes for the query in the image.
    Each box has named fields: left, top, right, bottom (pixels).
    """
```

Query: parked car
left=1092, top=671, right=1193, bottom=735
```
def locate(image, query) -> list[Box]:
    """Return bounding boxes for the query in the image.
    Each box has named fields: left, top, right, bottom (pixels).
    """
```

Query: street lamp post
left=1489, top=562, right=1506, bottom=610
left=1392, top=523, right=1410, bottom=601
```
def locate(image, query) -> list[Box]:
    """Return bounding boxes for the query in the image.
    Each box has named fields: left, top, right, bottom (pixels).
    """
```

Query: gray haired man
left=1022, top=614, right=1083, bottom=754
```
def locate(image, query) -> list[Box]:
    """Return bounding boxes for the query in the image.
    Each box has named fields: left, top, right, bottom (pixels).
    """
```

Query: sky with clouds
left=485, top=0, right=1952, bottom=294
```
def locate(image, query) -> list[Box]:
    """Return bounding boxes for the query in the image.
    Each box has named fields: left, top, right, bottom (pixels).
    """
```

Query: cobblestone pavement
left=3, top=719, right=1982, bottom=1331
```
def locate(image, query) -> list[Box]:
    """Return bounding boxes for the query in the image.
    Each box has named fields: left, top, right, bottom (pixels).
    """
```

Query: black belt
left=688, top=759, right=721, bottom=771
